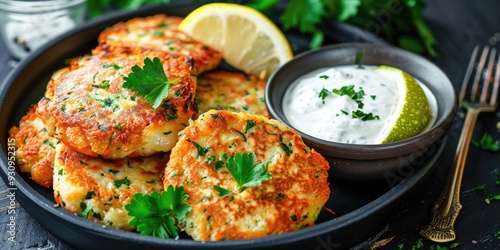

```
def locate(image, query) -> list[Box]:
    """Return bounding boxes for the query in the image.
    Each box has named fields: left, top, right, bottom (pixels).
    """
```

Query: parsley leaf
left=248, top=0, right=436, bottom=56
left=191, top=141, right=209, bottom=156
left=43, top=139, right=55, bottom=149
left=114, top=177, right=131, bottom=188
left=225, top=152, right=272, bottom=192
left=125, top=185, right=190, bottom=239
left=122, top=57, right=181, bottom=109
left=474, top=184, right=487, bottom=191
left=245, top=120, right=257, bottom=133
left=213, top=185, right=233, bottom=197
left=88, top=1, right=437, bottom=56
left=280, top=136, right=294, bottom=156
left=85, top=191, right=96, bottom=199
left=318, top=88, right=331, bottom=104
left=278, top=0, right=325, bottom=48
left=352, top=110, right=379, bottom=121
left=80, top=203, right=92, bottom=218
left=332, top=85, right=365, bottom=108
left=355, top=50, right=364, bottom=68
left=340, top=0, right=362, bottom=20
left=471, top=133, right=499, bottom=152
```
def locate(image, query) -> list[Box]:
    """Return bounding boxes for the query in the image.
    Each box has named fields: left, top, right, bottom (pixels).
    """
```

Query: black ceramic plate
left=0, top=2, right=447, bottom=249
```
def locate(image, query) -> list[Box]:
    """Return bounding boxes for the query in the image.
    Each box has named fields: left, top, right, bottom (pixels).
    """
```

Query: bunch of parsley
left=86, top=0, right=436, bottom=56
left=246, top=0, right=436, bottom=56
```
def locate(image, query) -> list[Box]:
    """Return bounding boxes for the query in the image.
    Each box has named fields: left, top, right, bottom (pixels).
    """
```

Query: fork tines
left=460, top=45, right=500, bottom=107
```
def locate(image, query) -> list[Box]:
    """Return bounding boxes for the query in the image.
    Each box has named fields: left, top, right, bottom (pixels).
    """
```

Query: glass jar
left=0, top=0, right=87, bottom=59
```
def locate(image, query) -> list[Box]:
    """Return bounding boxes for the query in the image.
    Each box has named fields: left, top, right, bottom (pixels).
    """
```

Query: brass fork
left=419, top=45, right=500, bottom=243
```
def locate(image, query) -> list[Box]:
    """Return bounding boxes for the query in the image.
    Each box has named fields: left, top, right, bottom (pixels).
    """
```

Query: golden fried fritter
left=37, top=47, right=197, bottom=159
left=53, top=143, right=167, bottom=230
left=8, top=104, right=58, bottom=188
left=97, top=14, right=222, bottom=74
left=196, top=71, right=269, bottom=117
left=163, top=110, right=330, bottom=241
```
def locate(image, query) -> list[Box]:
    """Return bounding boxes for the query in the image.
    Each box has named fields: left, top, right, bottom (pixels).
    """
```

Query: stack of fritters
left=9, top=13, right=330, bottom=240
left=10, top=14, right=222, bottom=229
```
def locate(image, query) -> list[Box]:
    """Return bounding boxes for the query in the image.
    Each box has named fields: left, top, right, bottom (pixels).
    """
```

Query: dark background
left=1, top=0, right=499, bottom=249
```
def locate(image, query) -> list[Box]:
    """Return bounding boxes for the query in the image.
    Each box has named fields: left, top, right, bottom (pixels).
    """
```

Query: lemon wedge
left=178, top=3, right=293, bottom=79
left=376, top=65, right=432, bottom=143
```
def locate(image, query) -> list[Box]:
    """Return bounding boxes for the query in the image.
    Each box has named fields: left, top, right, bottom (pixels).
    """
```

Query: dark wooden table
left=1, top=0, right=500, bottom=249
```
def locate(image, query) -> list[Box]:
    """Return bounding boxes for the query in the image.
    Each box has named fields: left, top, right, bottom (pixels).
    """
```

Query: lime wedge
left=376, top=65, right=432, bottom=143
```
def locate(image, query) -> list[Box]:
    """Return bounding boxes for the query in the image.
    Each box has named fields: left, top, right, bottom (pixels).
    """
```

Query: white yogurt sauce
left=282, top=65, right=437, bottom=144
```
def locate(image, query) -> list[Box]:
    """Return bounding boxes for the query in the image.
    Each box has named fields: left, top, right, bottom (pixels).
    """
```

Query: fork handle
left=419, top=108, right=480, bottom=243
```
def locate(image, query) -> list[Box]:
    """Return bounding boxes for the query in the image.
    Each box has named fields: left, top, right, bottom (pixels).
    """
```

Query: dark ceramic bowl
left=266, top=43, right=458, bottom=180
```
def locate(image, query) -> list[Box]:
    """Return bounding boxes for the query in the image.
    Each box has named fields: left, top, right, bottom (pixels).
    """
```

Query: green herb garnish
left=474, top=183, right=500, bottom=204
left=92, top=80, right=110, bottom=89
left=85, top=191, right=96, bottom=199
left=43, top=140, right=55, bottom=149
left=214, top=153, right=228, bottom=170
left=152, top=30, right=164, bottom=37
left=192, top=141, right=209, bottom=156
left=213, top=185, right=233, bottom=197
left=125, top=185, right=190, bottom=239
left=225, top=152, right=272, bottom=193
left=246, top=0, right=436, bottom=56
left=318, top=88, right=330, bottom=104
left=98, top=124, right=108, bottom=132
left=114, top=177, right=131, bottom=188
left=87, top=0, right=436, bottom=56
left=279, top=136, right=294, bottom=156
left=355, top=51, right=364, bottom=68
left=109, top=169, right=119, bottom=175
left=80, top=203, right=92, bottom=218
left=352, top=110, right=379, bottom=121
left=122, top=57, right=181, bottom=109
left=474, top=184, right=486, bottom=191
left=471, top=133, right=499, bottom=152
left=331, top=85, right=365, bottom=108
left=245, top=120, right=257, bottom=133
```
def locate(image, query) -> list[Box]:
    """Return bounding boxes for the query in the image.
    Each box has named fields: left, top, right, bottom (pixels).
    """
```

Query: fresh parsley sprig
left=352, top=110, right=379, bottom=121
left=123, top=57, right=181, bottom=109
left=125, top=185, right=190, bottom=239
left=318, top=88, right=330, bottom=104
left=214, top=152, right=272, bottom=195
left=247, top=0, right=436, bottom=56
left=87, top=0, right=436, bottom=56
left=471, top=133, right=500, bottom=152
left=332, top=85, right=365, bottom=108
left=319, top=84, right=379, bottom=121
left=319, top=84, right=366, bottom=109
